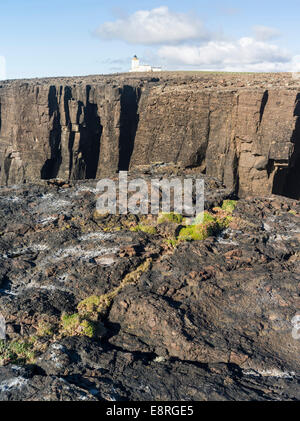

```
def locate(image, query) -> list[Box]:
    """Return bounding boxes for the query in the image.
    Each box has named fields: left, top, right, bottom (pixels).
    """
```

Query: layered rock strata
left=0, top=73, right=299, bottom=198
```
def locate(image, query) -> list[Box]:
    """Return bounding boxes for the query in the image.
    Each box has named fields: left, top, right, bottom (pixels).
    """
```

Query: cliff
left=0, top=73, right=299, bottom=198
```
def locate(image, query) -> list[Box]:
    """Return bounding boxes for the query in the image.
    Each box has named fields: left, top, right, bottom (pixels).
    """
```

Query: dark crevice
left=186, top=142, right=208, bottom=169
left=41, top=86, right=62, bottom=179
left=232, top=153, right=239, bottom=195
left=285, top=93, right=300, bottom=199
left=63, top=86, right=72, bottom=128
left=48, top=85, right=58, bottom=119
left=63, top=373, right=129, bottom=401
left=68, top=131, right=75, bottom=178
left=110, top=344, right=157, bottom=364
left=272, top=93, right=300, bottom=199
left=64, top=86, right=74, bottom=179
left=68, top=87, right=102, bottom=180
left=79, top=86, right=102, bottom=179
left=272, top=167, right=289, bottom=197
left=4, top=153, right=12, bottom=185
left=118, top=85, right=140, bottom=171
left=186, top=110, right=211, bottom=170
left=266, top=159, right=274, bottom=178
left=259, top=90, right=269, bottom=125
left=0, top=274, right=11, bottom=293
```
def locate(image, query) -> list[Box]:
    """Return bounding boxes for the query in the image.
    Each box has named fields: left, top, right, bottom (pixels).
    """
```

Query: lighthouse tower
left=129, top=55, right=161, bottom=72
left=131, top=55, right=140, bottom=72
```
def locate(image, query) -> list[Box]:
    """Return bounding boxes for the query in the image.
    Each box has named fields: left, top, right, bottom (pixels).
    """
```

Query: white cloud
left=290, top=55, right=300, bottom=73
left=253, top=25, right=281, bottom=41
left=96, top=7, right=298, bottom=73
left=95, top=6, right=208, bottom=45
left=0, top=56, right=6, bottom=80
left=158, top=37, right=293, bottom=72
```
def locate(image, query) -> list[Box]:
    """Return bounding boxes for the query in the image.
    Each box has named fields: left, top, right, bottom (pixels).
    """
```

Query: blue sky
left=1, top=0, right=300, bottom=79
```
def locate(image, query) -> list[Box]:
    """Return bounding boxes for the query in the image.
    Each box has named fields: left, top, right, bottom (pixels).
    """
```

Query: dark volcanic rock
left=0, top=175, right=299, bottom=401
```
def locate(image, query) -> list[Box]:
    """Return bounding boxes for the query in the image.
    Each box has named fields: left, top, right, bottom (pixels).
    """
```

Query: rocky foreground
left=0, top=167, right=299, bottom=401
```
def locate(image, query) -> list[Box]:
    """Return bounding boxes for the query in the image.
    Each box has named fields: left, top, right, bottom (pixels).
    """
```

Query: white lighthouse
left=129, top=55, right=161, bottom=73
left=131, top=55, right=140, bottom=72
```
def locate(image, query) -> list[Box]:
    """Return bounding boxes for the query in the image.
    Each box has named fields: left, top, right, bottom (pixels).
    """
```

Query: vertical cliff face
left=131, top=85, right=299, bottom=199
left=0, top=74, right=299, bottom=199
left=0, top=80, right=141, bottom=184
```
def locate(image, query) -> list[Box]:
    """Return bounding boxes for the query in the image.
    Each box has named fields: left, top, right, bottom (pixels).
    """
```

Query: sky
left=1, top=0, right=300, bottom=79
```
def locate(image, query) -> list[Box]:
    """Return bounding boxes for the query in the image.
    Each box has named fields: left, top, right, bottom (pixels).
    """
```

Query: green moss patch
left=157, top=212, right=183, bottom=224
left=221, top=200, right=237, bottom=213
left=130, top=224, right=157, bottom=235
left=78, top=259, right=152, bottom=321
left=178, top=207, right=234, bottom=242
left=78, top=295, right=113, bottom=321
left=0, top=340, right=35, bottom=366
left=36, top=320, right=56, bottom=338
left=178, top=212, right=220, bottom=241
left=60, top=313, right=96, bottom=338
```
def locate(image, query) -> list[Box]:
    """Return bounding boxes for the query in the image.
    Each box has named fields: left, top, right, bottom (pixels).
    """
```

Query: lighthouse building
left=130, top=55, right=161, bottom=73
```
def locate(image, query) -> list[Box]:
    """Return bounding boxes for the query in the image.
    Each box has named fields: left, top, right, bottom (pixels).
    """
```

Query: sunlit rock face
left=0, top=73, right=299, bottom=199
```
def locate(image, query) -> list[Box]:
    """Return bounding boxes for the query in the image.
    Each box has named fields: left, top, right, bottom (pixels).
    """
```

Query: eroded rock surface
left=0, top=171, right=299, bottom=401
left=0, top=72, right=299, bottom=199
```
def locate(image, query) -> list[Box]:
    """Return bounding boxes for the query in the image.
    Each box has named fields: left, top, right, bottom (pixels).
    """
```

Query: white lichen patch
left=50, top=199, right=71, bottom=209
left=78, top=231, right=114, bottom=241
left=73, top=185, right=98, bottom=195
left=1, top=243, right=49, bottom=259
left=94, top=255, right=117, bottom=266
left=35, top=194, right=72, bottom=212
left=0, top=377, right=29, bottom=393
left=243, top=368, right=296, bottom=379
left=262, top=222, right=272, bottom=232
left=216, top=237, right=239, bottom=246
left=31, top=244, right=50, bottom=252
left=216, top=229, right=239, bottom=246
left=0, top=196, right=22, bottom=203
left=268, top=233, right=293, bottom=243
left=40, top=193, right=55, bottom=201
left=39, top=285, right=62, bottom=291
left=47, top=245, right=119, bottom=263
left=46, top=344, right=67, bottom=369
left=0, top=289, right=18, bottom=296
left=56, top=273, right=70, bottom=283
left=25, top=282, right=71, bottom=294
left=36, top=216, right=58, bottom=225
left=153, top=356, right=167, bottom=363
